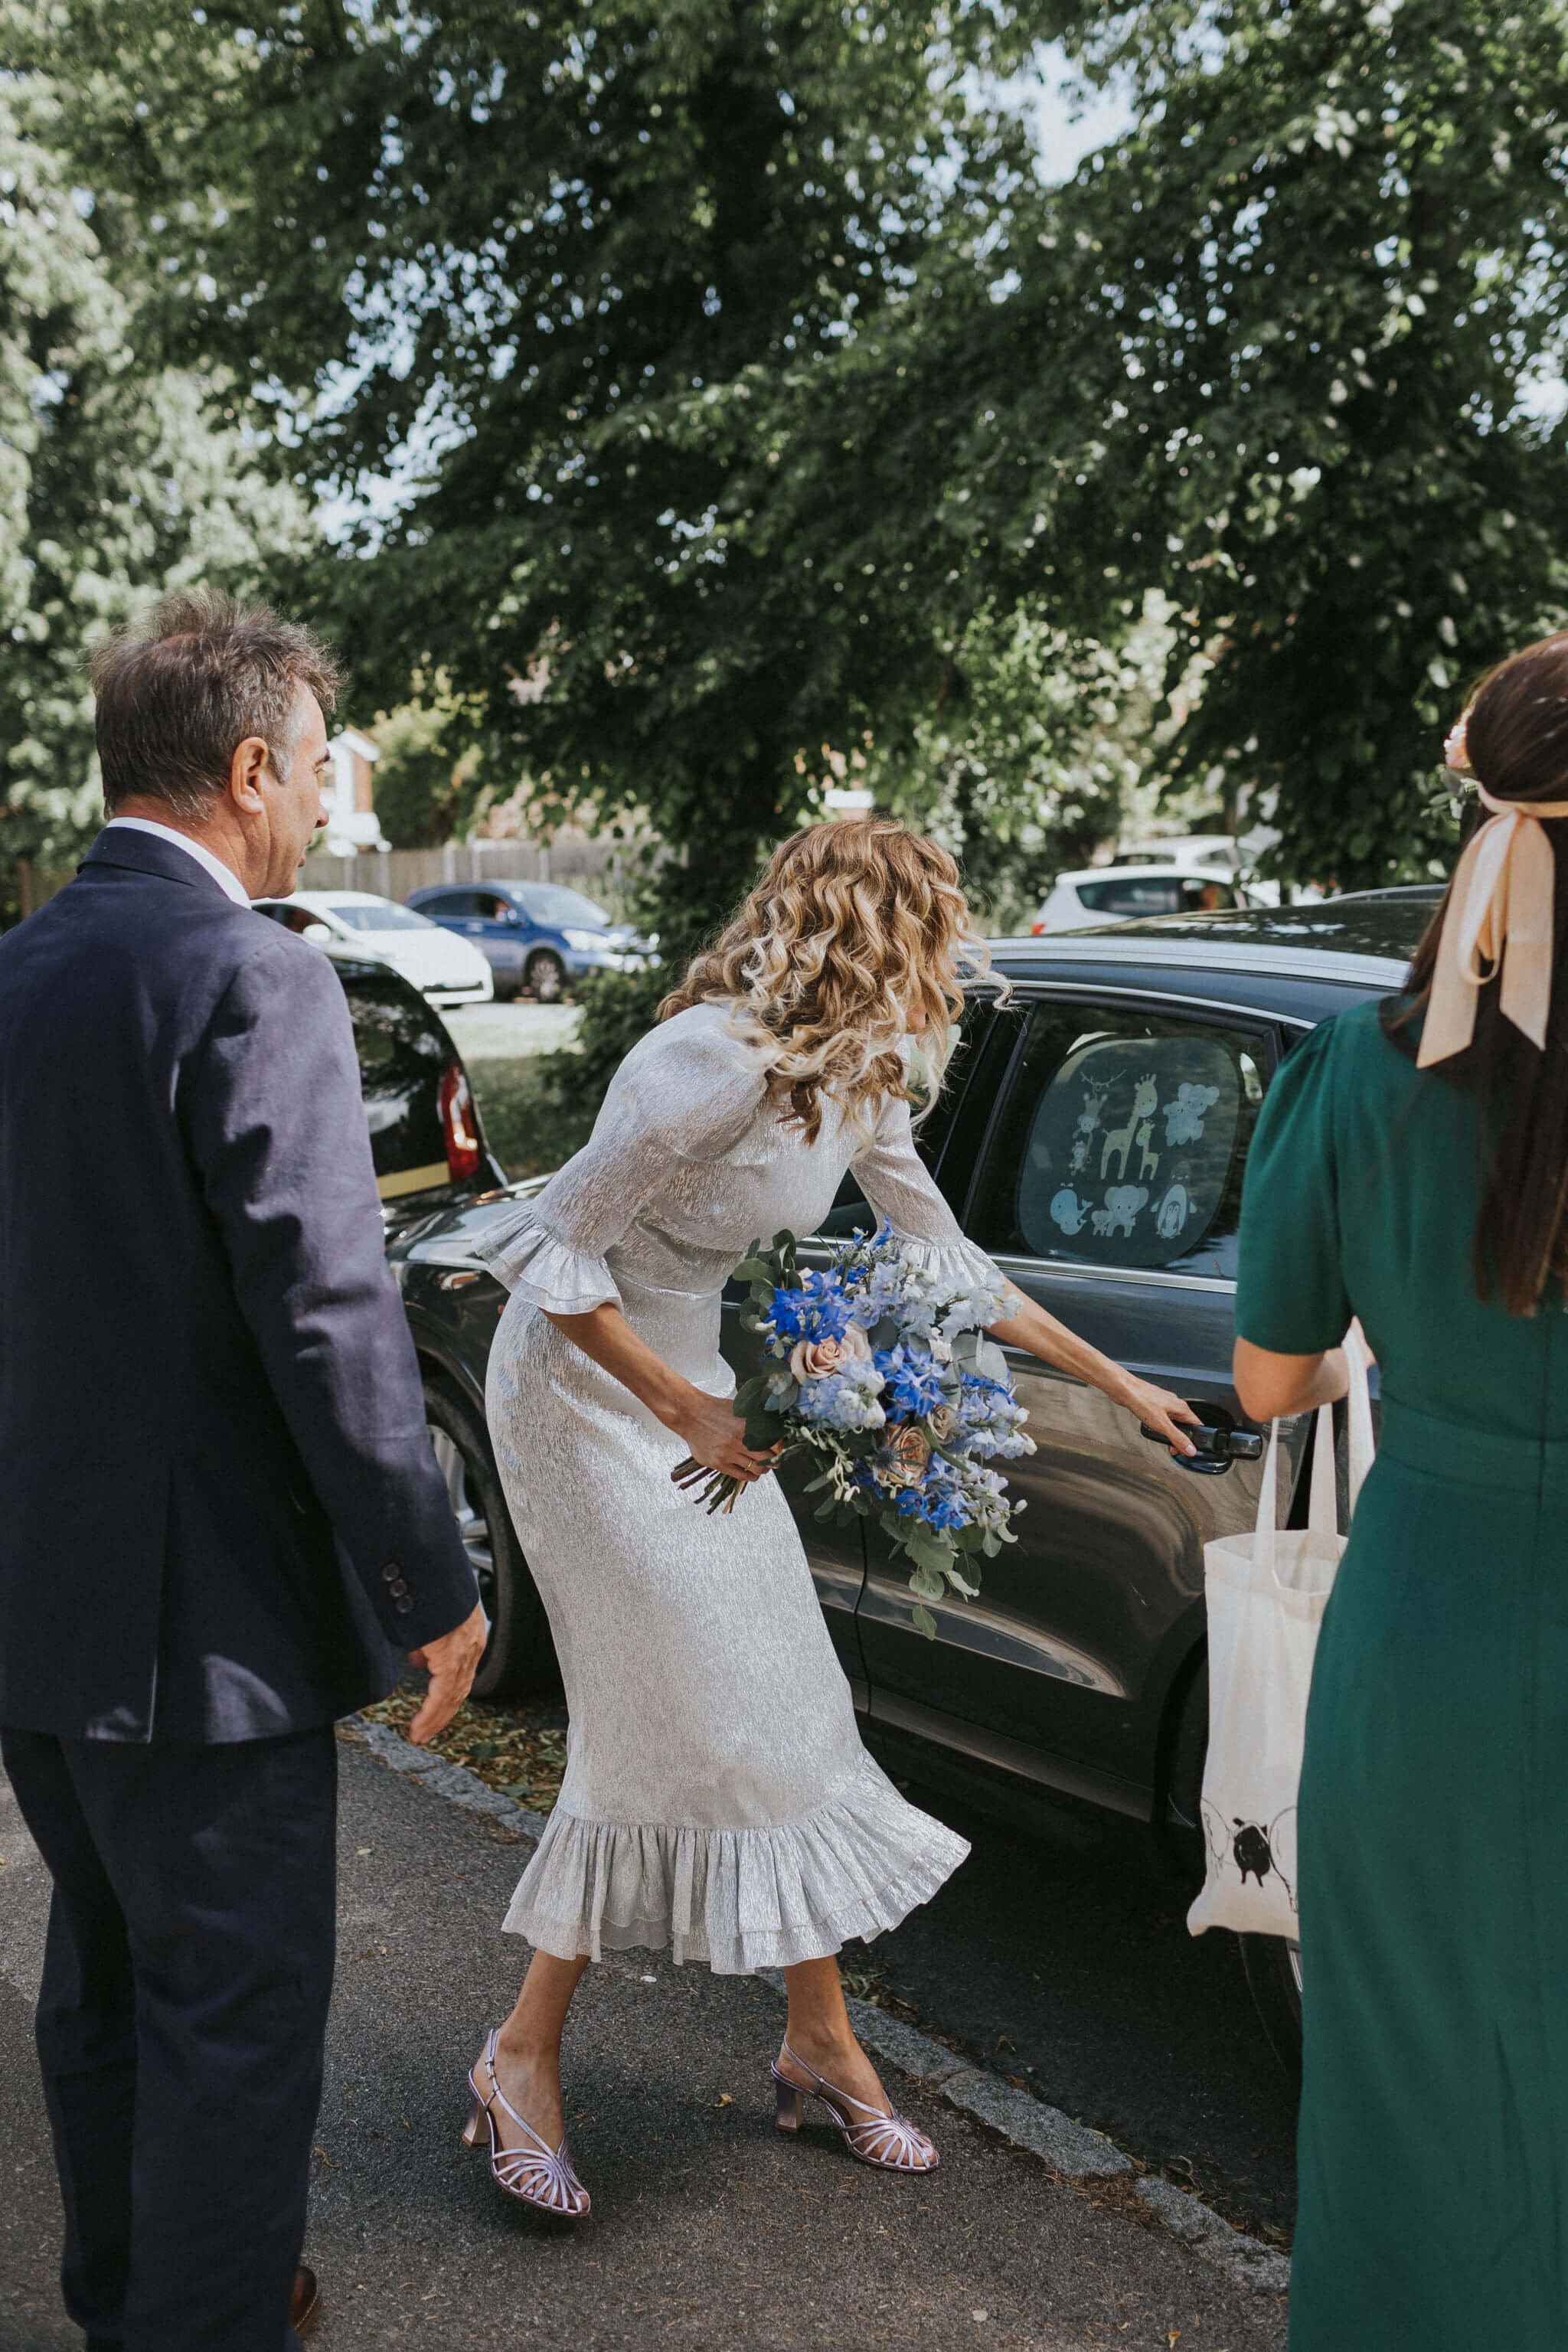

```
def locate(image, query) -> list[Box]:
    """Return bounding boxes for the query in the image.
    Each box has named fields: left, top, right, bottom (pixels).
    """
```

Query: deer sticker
left=1101, top=1074, right=1160, bottom=1181
left=1136, top=1120, right=1160, bottom=1182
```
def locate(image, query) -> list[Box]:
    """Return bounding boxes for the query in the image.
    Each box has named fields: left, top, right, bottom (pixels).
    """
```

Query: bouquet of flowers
left=674, top=1223, right=1035, bottom=1637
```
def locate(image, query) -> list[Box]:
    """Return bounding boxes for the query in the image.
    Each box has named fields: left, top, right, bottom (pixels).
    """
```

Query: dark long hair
left=1388, top=629, right=1568, bottom=1315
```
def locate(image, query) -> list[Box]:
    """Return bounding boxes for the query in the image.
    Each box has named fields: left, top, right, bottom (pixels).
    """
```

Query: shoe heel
left=773, top=2073, right=805, bottom=2134
left=460, top=2094, right=485, bottom=2150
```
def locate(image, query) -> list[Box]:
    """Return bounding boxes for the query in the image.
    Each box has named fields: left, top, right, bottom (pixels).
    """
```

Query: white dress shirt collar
left=104, top=816, right=251, bottom=908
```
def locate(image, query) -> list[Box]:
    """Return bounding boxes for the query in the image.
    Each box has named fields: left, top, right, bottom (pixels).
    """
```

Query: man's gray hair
left=92, top=590, right=344, bottom=822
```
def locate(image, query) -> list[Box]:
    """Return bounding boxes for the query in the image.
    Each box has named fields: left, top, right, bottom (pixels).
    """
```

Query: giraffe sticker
left=1102, top=1075, right=1160, bottom=1181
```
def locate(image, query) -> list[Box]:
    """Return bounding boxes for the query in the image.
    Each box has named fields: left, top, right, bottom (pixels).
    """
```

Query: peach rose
left=788, top=1324, right=872, bottom=1385
left=881, top=1424, right=932, bottom=1486
left=925, top=1404, right=958, bottom=1445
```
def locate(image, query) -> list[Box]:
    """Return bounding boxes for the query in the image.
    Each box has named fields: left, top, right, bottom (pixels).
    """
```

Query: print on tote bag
left=1187, top=1334, right=1374, bottom=1944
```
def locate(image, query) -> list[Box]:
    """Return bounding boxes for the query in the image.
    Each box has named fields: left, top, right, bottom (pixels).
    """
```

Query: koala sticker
left=1049, top=1187, right=1090, bottom=1236
left=1163, top=1081, right=1221, bottom=1148
left=1091, top=1184, right=1148, bottom=1239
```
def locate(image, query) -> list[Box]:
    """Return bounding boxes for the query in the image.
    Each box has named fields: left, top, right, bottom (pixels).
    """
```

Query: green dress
left=1236, top=999, right=1568, bottom=2350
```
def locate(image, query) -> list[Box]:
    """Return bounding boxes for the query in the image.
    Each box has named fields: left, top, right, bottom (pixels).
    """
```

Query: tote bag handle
left=1253, top=1326, right=1374, bottom=1575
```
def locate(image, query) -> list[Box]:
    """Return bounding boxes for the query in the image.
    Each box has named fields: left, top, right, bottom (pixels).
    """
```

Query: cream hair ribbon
left=1419, top=781, right=1568, bottom=1067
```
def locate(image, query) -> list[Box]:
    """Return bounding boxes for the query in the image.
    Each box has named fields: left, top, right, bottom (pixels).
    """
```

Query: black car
left=372, top=890, right=1437, bottom=2062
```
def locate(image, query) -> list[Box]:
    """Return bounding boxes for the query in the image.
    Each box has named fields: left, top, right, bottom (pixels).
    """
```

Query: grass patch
left=469, top=1054, right=597, bottom=1180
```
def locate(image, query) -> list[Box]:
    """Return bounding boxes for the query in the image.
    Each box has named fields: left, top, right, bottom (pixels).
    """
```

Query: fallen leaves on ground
left=360, top=1684, right=569, bottom=1816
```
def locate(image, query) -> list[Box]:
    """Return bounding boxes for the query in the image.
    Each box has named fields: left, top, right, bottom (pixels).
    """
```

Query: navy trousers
left=1, top=1726, right=338, bottom=2352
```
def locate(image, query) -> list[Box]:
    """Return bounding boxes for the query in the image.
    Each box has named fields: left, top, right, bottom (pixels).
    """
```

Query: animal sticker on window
left=1102, top=1073, right=1160, bottom=1180
left=1092, top=1184, right=1148, bottom=1238
left=1155, top=1162, right=1193, bottom=1239
left=1136, top=1120, right=1160, bottom=1182
left=1048, top=1187, right=1091, bottom=1236
left=1070, top=1076, right=1113, bottom=1175
left=1162, top=1081, right=1221, bottom=1148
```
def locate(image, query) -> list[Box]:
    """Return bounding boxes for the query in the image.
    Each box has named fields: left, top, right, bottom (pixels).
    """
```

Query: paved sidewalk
left=1, top=1737, right=1288, bottom=2352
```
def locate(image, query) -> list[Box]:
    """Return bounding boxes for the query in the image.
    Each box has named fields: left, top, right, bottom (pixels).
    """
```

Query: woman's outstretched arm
left=987, top=1286, right=1201, bottom=1456
left=542, top=1302, right=779, bottom=1485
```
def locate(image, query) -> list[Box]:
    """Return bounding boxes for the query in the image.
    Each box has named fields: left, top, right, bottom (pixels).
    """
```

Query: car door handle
left=1138, top=1419, right=1264, bottom=1475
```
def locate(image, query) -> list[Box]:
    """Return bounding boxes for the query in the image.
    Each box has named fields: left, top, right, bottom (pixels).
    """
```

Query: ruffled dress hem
left=501, top=1751, right=969, bottom=1974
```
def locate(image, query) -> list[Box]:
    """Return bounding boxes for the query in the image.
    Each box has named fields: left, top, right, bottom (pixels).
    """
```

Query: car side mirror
left=302, top=922, right=333, bottom=943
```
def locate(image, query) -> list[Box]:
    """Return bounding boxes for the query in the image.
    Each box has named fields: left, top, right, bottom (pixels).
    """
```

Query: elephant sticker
left=1091, top=1184, right=1148, bottom=1238
left=1101, top=1074, right=1161, bottom=1180
left=1162, top=1081, right=1221, bottom=1148
left=1048, top=1187, right=1090, bottom=1236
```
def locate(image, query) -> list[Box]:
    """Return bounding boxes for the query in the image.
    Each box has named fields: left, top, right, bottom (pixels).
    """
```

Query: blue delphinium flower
left=873, top=1343, right=949, bottom=1419
left=769, top=1266, right=851, bottom=1345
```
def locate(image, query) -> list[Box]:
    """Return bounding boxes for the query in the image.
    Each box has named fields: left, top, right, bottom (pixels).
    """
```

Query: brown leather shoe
left=291, top=2265, right=322, bottom=2339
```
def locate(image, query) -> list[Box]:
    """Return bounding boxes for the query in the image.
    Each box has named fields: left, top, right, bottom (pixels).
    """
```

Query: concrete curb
left=350, top=1715, right=1290, bottom=2298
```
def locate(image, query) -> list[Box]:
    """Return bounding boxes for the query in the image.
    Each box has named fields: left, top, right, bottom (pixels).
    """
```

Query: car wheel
left=1240, top=1933, right=1303, bottom=2089
left=423, top=1378, right=556, bottom=1699
left=524, top=949, right=566, bottom=1004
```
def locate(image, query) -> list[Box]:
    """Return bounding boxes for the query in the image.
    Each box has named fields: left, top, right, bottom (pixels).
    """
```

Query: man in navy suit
left=0, top=593, right=486, bottom=2350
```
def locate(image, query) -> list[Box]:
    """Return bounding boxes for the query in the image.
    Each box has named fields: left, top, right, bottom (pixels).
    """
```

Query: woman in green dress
left=1233, top=630, right=1568, bottom=2349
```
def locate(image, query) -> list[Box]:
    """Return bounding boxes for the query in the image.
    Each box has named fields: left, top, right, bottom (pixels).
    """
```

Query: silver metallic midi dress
left=472, top=1001, right=997, bottom=1974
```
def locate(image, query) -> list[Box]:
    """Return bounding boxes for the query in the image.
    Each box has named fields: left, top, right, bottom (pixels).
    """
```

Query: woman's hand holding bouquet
left=672, top=1223, right=1034, bottom=1637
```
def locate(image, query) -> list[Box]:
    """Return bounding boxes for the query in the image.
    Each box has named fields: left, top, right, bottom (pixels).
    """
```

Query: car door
left=855, top=985, right=1293, bottom=1816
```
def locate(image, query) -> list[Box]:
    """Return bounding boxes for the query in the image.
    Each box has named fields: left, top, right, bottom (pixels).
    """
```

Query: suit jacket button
left=394, top=1595, right=414, bottom=1614
left=382, top=1563, right=400, bottom=1583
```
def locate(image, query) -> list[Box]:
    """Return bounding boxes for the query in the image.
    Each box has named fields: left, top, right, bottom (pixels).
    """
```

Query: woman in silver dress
left=461, top=820, right=1197, bottom=2216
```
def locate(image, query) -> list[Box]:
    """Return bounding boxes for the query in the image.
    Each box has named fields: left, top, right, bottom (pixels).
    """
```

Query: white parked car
left=252, top=890, right=495, bottom=1007
left=1030, top=863, right=1252, bottom=935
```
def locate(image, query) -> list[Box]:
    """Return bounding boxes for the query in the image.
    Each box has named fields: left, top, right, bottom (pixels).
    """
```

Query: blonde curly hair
left=658, top=818, right=998, bottom=1142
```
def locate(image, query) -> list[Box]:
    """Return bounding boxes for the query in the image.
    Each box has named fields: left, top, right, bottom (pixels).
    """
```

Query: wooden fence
left=14, top=835, right=657, bottom=924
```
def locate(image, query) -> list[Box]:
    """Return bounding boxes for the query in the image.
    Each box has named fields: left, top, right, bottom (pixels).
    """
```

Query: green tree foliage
left=52, top=0, right=1036, bottom=942
left=0, top=44, right=318, bottom=913
left=884, top=0, right=1568, bottom=887
left=369, top=697, right=481, bottom=849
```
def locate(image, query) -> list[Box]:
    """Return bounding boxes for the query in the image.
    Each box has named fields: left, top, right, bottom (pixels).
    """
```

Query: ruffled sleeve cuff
left=891, top=1230, right=1010, bottom=1306
left=468, top=1202, right=622, bottom=1314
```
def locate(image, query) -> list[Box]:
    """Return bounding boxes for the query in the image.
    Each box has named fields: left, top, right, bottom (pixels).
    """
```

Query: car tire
left=1240, top=1933, right=1303, bottom=2090
left=524, top=949, right=566, bottom=1004
left=423, top=1378, right=556, bottom=1699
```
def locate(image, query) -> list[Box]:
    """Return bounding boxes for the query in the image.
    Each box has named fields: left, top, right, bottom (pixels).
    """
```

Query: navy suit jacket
left=0, top=828, right=479, bottom=1741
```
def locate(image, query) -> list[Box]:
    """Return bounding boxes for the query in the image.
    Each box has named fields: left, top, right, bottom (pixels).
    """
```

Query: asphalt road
left=847, top=1746, right=1299, bottom=2247
left=2, top=1736, right=1289, bottom=2352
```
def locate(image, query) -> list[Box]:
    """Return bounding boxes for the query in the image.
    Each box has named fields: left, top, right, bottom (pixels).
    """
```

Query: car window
left=967, top=999, right=1272, bottom=1280
left=338, top=968, right=456, bottom=1194
left=514, top=884, right=609, bottom=929
left=325, top=900, right=433, bottom=933
left=420, top=890, right=475, bottom=917
left=254, top=902, right=319, bottom=936
left=1076, top=876, right=1238, bottom=917
left=811, top=996, right=1011, bottom=1243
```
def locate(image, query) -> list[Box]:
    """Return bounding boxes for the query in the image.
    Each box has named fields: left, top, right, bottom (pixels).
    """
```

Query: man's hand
left=406, top=1602, right=488, bottom=1745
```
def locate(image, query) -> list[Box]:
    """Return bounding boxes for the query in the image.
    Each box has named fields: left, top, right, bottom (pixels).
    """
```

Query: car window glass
left=340, top=970, right=453, bottom=1181
left=968, top=1000, right=1271, bottom=1279
left=515, top=883, right=609, bottom=928
left=1076, top=875, right=1236, bottom=918
left=425, top=890, right=475, bottom=917
left=810, top=996, right=1008, bottom=1243
left=325, top=900, right=432, bottom=933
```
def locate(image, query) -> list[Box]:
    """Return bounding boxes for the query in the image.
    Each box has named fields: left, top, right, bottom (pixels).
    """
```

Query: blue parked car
left=406, top=880, right=656, bottom=1003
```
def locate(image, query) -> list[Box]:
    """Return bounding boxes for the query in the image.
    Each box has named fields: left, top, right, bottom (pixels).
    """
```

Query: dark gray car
left=387, top=890, right=1436, bottom=2063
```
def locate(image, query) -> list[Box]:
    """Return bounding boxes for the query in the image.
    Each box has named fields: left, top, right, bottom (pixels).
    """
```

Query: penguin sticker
left=1155, top=1161, right=1193, bottom=1240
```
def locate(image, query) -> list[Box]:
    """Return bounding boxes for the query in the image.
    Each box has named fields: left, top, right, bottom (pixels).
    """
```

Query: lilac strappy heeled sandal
left=769, top=2037, right=939, bottom=2173
left=462, top=2028, right=591, bottom=2220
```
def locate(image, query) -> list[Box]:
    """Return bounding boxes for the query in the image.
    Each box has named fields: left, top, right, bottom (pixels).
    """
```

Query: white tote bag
left=1187, top=1337, right=1374, bottom=1942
